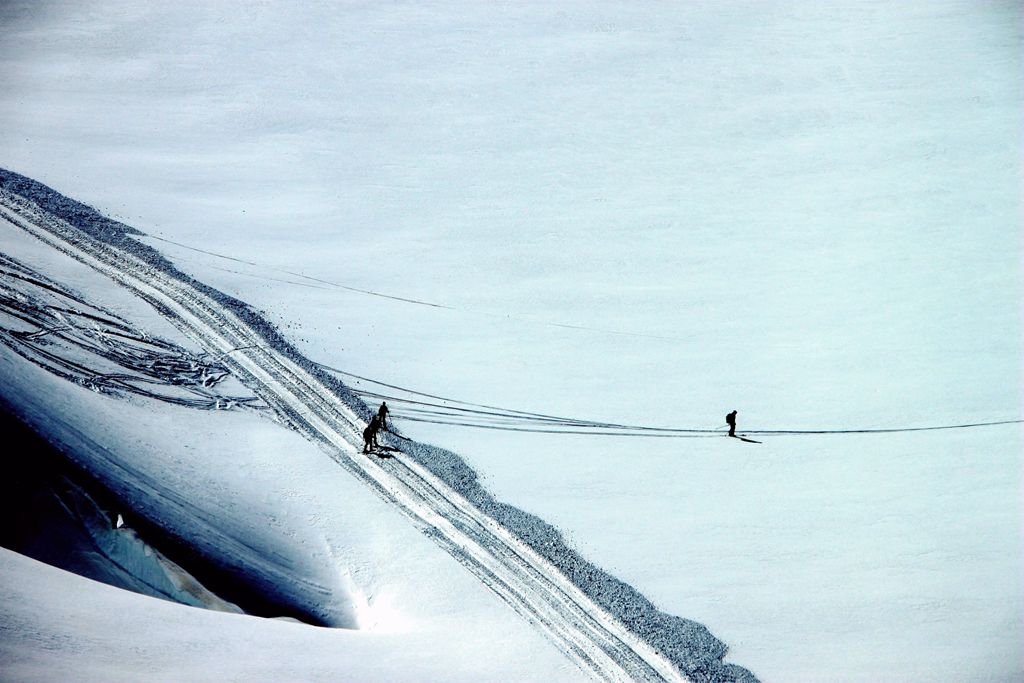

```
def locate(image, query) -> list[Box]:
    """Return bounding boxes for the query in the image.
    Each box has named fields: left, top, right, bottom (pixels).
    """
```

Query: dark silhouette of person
left=726, top=410, right=737, bottom=437
left=377, top=401, right=389, bottom=432
left=363, top=415, right=381, bottom=454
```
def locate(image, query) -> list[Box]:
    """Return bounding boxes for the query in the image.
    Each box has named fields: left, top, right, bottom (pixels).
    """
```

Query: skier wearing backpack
left=726, top=410, right=737, bottom=437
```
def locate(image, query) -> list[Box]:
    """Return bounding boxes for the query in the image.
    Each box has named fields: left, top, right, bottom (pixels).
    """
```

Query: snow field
left=1, top=1, right=1020, bottom=680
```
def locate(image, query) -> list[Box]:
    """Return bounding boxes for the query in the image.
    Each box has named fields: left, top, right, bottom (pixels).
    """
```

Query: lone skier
left=377, top=401, right=390, bottom=432
left=362, top=415, right=381, bottom=454
left=726, top=410, right=737, bottom=437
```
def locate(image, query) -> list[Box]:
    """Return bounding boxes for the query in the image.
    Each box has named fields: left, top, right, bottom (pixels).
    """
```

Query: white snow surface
left=0, top=546, right=575, bottom=683
left=1, top=1, right=1021, bottom=682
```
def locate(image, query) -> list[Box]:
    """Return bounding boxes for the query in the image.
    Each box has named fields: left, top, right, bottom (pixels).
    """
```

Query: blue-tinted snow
left=0, top=2, right=1020, bottom=680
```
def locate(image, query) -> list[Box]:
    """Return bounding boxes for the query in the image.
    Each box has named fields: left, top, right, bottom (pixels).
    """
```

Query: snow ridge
left=0, top=168, right=757, bottom=683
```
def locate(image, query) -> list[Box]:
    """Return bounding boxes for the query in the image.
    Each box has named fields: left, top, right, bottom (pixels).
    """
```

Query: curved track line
left=1, top=196, right=692, bottom=683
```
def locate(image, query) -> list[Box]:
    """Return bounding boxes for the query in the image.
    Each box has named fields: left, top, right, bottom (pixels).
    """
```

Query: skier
left=362, top=415, right=381, bottom=454
left=726, top=410, right=737, bottom=437
left=377, top=401, right=390, bottom=432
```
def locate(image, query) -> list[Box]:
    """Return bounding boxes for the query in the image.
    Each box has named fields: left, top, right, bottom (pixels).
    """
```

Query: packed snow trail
left=0, top=182, right=756, bottom=682
left=330, top=367, right=1021, bottom=438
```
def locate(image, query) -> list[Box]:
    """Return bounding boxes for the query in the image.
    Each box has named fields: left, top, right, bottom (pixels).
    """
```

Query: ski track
left=0, top=195, right=692, bottom=682
left=0, top=251, right=263, bottom=412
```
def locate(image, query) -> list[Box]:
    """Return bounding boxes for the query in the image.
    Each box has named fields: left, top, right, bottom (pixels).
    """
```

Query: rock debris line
left=0, top=168, right=758, bottom=683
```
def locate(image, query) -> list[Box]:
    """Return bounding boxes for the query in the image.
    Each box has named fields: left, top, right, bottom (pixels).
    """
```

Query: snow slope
left=1, top=1, right=1021, bottom=681
left=0, top=197, right=591, bottom=682
left=2, top=171, right=759, bottom=680
left=0, top=547, right=569, bottom=683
